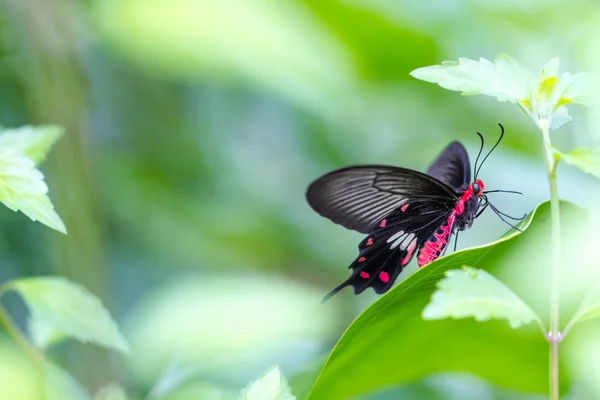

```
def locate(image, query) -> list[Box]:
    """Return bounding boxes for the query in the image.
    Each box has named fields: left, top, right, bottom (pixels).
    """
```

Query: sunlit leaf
left=0, top=149, right=66, bottom=233
left=0, top=126, right=64, bottom=165
left=307, top=201, right=581, bottom=400
left=410, top=56, right=533, bottom=103
left=242, top=367, right=295, bottom=400
left=422, top=267, right=541, bottom=329
left=554, top=147, right=600, bottom=179
left=8, top=277, right=129, bottom=353
left=45, top=363, right=92, bottom=400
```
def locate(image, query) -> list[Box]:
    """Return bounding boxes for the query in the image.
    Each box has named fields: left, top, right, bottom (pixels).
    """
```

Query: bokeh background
left=0, top=0, right=598, bottom=399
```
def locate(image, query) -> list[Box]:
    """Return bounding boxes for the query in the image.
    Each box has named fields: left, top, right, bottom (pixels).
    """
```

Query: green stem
left=0, top=286, right=45, bottom=367
left=540, top=120, right=561, bottom=400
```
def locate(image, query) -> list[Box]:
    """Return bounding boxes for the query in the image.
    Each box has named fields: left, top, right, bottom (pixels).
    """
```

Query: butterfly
left=306, top=124, right=524, bottom=301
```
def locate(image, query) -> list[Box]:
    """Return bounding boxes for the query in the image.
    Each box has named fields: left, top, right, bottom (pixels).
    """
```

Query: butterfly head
left=472, top=180, right=484, bottom=196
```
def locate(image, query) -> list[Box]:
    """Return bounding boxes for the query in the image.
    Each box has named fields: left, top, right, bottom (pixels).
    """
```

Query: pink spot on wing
left=358, top=257, right=367, bottom=263
left=379, top=271, right=389, bottom=283
left=401, top=204, right=409, bottom=212
left=380, top=219, right=387, bottom=228
left=366, top=238, right=373, bottom=246
left=360, top=271, right=370, bottom=279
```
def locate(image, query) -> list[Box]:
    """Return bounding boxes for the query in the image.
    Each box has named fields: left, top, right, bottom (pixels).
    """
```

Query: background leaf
left=410, top=56, right=533, bottom=103
left=8, top=277, right=129, bottom=353
left=45, top=362, right=92, bottom=400
left=0, top=126, right=64, bottom=165
left=422, top=267, right=541, bottom=329
left=242, top=367, right=295, bottom=400
left=0, top=149, right=66, bottom=233
left=554, top=147, right=600, bottom=179
left=307, top=201, right=585, bottom=400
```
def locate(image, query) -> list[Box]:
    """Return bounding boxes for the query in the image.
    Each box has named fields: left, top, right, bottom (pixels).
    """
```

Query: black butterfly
left=306, top=124, right=523, bottom=301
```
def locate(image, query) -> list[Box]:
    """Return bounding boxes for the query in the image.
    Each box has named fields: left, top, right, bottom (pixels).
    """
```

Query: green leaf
left=242, top=367, right=295, bottom=400
left=27, top=316, right=66, bottom=350
left=45, top=362, right=92, bottom=400
left=422, top=267, right=541, bottom=329
left=8, top=277, right=129, bottom=353
left=564, top=282, right=600, bottom=332
left=554, top=147, right=600, bottom=178
left=307, top=201, right=582, bottom=400
left=410, top=55, right=534, bottom=103
left=0, top=149, right=66, bottom=233
left=0, top=126, right=64, bottom=165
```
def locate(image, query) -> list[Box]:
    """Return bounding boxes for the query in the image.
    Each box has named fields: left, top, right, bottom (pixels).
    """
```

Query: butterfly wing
left=322, top=201, right=452, bottom=301
left=306, top=165, right=458, bottom=234
left=427, top=142, right=471, bottom=191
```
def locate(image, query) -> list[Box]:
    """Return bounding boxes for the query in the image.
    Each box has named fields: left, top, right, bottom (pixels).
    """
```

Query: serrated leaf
left=8, top=277, right=129, bottom=353
left=0, top=149, right=66, bottom=233
left=0, top=126, right=64, bottom=165
left=410, top=56, right=534, bottom=103
left=45, top=362, right=92, bottom=400
left=242, top=367, right=296, bottom=400
left=422, top=267, right=540, bottom=329
left=554, top=147, right=600, bottom=179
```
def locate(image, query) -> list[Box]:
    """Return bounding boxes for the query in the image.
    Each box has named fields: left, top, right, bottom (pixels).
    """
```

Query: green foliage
left=0, top=125, right=65, bottom=233
left=553, top=147, right=600, bottom=179
left=94, top=384, right=129, bottom=400
left=565, top=282, right=600, bottom=331
left=241, top=367, right=295, bottom=400
left=410, top=56, right=590, bottom=133
left=0, top=126, right=64, bottom=164
left=45, top=362, right=92, bottom=400
left=423, top=267, right=541, bottom=329
left=410, top=56, right=534, bottom=103
left=5, top=277, right=129, bottom=353
left=308, top=202, right=558, bottom=400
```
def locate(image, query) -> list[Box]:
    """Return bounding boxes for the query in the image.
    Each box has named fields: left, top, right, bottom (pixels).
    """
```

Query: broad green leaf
left=423, top=267, right=541, bottom=329
left=554, top=147, right=600, bottom=179
left=0, top=126, right=64, bottom=164
left=0, top=149, right=66, bottom=233
left=410, top=56, right=534, bottom=103
left=308, top=201, right=585, bottom=400
left=45, top=363, right=92, bottom=400
left=8, top=277, right=129, bottom=353
left=242, top=367, right=295, bottom=400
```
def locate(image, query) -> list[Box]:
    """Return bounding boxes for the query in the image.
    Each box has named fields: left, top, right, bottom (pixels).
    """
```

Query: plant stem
left=0, top=287, right=45, bottom=367
left=540, top=120, right=561, bottom=400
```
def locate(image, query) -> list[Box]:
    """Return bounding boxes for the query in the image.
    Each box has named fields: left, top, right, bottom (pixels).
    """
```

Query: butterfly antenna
left=475, top=123, right=504, bottom=179
left=488, top=202, right=524, bottom=232
left=484, top=189, right=523, bottom=195
left=473, top=132, right=485, bottom=179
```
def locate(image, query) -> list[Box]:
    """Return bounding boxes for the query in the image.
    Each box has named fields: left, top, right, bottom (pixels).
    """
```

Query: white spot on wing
left=387, top=230, right=405, bottom=244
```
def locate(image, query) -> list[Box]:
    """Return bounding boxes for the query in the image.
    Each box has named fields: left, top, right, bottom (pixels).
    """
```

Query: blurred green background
left=0, top=0, right=598, bottom=399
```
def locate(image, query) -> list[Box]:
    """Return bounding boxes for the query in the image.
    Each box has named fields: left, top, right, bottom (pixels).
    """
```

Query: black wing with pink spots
left=320, top=197, right=453, bottom=301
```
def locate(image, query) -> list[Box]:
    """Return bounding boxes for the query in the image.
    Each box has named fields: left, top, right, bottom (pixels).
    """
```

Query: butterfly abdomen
left=416, top=213, right=455, bottom=266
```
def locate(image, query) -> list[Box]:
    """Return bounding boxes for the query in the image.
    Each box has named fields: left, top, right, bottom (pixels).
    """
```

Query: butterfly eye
left=472, top=182, right=481, bottom=194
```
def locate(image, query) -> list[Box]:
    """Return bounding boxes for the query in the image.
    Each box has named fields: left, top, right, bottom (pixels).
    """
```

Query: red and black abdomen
left=416, top=213, right=455, bottom=266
